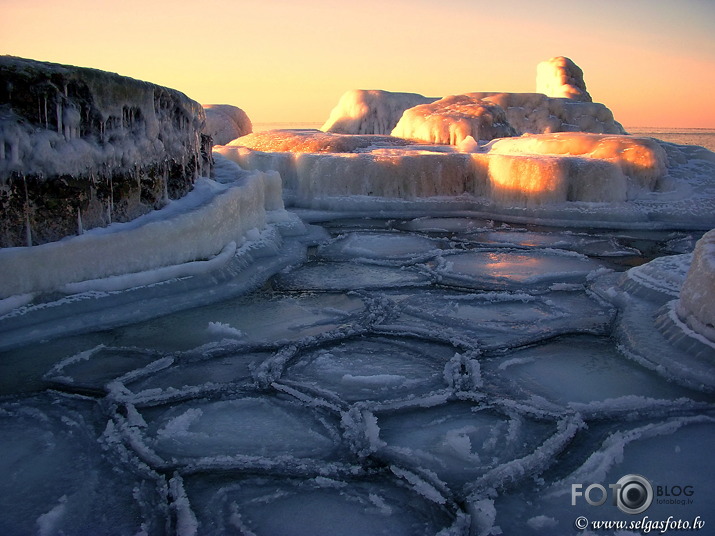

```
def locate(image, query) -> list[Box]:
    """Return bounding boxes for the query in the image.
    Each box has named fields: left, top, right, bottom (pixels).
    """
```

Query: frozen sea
left=2, top=218, right=713, bottom=535
left=1, top=129, right=714, bottom=535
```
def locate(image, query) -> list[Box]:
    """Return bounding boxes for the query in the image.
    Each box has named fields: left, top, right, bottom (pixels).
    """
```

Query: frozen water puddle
left=432, top=249, right=603, bottom=290
left=105, top=291, right=366, bottom=351
left=275, top=261, right=431, bottom=291
left=318, top=231, right=444, bottom=261
left=183, top=473, right=465, bottom=536
left=0, top=394, right=159, bottom=535
left=392, top=290, right=614, bottom=350
left=284, top=336, right=455, bottom=403
left=375, top=401, right=557, bottom=490
left=482, top=335, right=702, bottom=411
left=139, top=395, right=344, bottom=464
left=492, top=416, right=715, bottom=536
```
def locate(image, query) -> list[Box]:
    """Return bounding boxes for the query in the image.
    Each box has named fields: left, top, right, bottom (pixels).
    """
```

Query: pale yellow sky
left=2, top=0, right=714, bottom=127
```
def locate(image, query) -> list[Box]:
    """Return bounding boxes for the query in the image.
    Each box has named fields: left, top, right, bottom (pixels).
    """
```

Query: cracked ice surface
left=0, top=218, right=713, bottom=535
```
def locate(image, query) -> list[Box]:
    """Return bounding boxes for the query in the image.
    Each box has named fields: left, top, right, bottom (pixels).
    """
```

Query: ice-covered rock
left=321, top=89, right=437, bottom=135
left=391, top=94, right=517, bottom=145
left=0, top=162, right=284, bottom=298
left=0, top=56, right=211, bottom=247
left=676, top=229, right=715, bottom=342
left=536, top=56, right=592, bottom=102
left=202, top=104, right=252, bottom=145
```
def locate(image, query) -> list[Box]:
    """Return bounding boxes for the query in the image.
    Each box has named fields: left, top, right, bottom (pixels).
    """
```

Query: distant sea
left=627, top=127, right=715, bottom=153
left=253, top=123, right=715, bottom=153
left=253, top=122, right=323, bottom=132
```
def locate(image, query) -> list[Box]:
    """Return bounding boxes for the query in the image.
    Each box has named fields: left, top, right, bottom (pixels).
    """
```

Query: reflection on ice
left=395, top=290, right=614, bottom=350
left=433, top=249, right=602, bottom=290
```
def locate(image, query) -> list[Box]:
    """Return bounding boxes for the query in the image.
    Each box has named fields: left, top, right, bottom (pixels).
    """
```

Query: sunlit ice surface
left=1, top=214, right=713, bottom=535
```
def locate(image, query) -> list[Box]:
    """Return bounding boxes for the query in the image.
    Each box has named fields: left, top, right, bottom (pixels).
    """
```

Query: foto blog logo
left=572, top=474, right=654, bottom=515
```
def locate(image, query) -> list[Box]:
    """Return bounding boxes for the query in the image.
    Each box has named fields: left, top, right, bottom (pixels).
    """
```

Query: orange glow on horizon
left=1, top=0, right=714, bottom=127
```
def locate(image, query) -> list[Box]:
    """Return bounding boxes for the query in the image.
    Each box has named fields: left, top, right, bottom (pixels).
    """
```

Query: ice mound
left=391, top=94, right=516, bottom=145
left=228, top=129, right=411, bottom=153
left=487, top=132, right=668, bottom=189
left=465, top=92, right=625, bottom=136
left=321, top=89, right=437, bottom=135
left=590, top=235, right=715, bottom=390
left=676, top=228, right=715, bottom=343
left=536, top=56, right=592, bottom=102
left=202, top=104, right=252, bottom=145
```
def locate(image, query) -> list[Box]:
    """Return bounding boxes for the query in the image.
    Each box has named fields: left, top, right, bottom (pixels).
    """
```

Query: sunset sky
left=2, top=0, right=714, bottom=127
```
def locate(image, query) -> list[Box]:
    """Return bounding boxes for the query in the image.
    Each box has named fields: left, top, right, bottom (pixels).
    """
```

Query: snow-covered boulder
left=677, top=229, right=715, bottom=343
left=391, top=94, right=517, bottom=145
left=321, top=89, right=437, bottom=135
left=0, top=56, right=211, bottom=247
left=203, top=104, right=252, bottom=145
left=536, top=56, right=592, bottom=102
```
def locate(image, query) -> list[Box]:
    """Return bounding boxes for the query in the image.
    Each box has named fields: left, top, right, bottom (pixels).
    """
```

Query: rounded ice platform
left=218, top=130, right=715, bottom=231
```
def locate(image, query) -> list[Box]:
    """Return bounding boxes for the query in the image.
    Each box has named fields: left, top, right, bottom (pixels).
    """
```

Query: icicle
left=108, top=174, right=114, bottom=224
left=77, top=207, right=84, bottom=235
left=22, top=174, right=32, bottom=247
left=43, top=96, right=48, bottom=130
left=0, top=140, right=5, bottom=161
left=56, top=100, right=63, bottom=135
left=162, top=161, right=169, bottom=204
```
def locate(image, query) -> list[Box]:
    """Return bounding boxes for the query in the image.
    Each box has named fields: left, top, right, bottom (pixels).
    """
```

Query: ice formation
left=321, top=89, right=437, bottom=135
left=227, top=129, right=411, bottom=153
left=464, top=92, right=625, bottom=135
left=487, top=132, right=668, bottom=189
left=320, top=58, right=624, bottom=140
left=2, top=217, right=711, bottom=535
left=0, top=56, right=211, bottom=246
left=536, top=56, right=592, bottom=102
left=219, top=130, right=715, bottom=226
left=202, top=104, right=252, bottom=145
left=676, top=229, right=715, bottom=343
left=391, top=95, right=516, bottom=145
